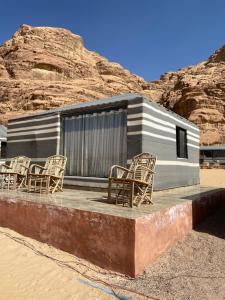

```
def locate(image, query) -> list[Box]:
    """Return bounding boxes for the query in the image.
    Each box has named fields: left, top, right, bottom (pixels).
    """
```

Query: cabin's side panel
left=7, top=113, right=60, bottom=163
left=127, top=97, right=143, bottom=161
left=128, top=98, right=199, bottom=190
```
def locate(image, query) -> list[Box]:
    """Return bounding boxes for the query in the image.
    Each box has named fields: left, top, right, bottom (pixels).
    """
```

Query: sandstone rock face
left=0, top=24, right=225, bottom=145
left=150, top=49, right=225, bottom=145
left=0, top=24, right=152, bottom=123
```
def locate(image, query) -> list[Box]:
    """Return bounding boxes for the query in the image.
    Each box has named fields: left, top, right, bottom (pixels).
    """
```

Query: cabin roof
left=8, top=93, right=199, bottom=130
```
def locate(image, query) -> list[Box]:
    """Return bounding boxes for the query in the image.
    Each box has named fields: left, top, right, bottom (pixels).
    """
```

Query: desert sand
left=0, top=228, right=119, bottom=300
left=200, top=168, right=225, bottom=187
left=0, top=169, right=224, bottom=300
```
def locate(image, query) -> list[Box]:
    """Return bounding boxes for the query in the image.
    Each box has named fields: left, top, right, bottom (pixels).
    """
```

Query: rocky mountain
left=0, top=24, right=225, bottom=145
left=0, top=24, right=154, bottom=122
left=149, top=47, right=225, bottom=145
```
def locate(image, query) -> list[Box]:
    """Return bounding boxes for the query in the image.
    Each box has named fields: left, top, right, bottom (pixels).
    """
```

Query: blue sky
left=1, top=0, right=225, bottom=80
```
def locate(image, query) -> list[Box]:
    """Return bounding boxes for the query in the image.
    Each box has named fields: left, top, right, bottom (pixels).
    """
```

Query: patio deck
left=0, top=185, right=224, bottom=277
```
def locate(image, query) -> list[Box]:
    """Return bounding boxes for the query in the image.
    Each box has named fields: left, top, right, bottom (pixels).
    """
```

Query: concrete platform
left=0, top=185, right=224, bottom=277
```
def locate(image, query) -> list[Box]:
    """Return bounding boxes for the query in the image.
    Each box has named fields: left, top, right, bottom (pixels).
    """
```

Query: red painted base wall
left=0, top=190, right=224, bottom=277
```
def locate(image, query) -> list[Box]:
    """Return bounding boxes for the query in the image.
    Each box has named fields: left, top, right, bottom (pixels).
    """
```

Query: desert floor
left=0, top=169, right=224, bottom=300
left=200, top=168, right=225, bottom=187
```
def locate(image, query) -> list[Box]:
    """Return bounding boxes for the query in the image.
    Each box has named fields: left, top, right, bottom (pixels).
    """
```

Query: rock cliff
left=0, top=24, right=153, bottom=123
left=150, top=46, right=225, bottom=145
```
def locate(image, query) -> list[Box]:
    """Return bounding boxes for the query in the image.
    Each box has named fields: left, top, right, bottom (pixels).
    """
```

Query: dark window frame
left=176, top=126, right=188, bottom=159
left=0, top=141, right=7, bottom=159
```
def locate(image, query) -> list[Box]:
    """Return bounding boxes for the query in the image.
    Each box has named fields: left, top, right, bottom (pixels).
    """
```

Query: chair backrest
left=12, top=156, right=31, bottom=175
left=6, top=157, right=18, bottom=171
left=43, top=155, right=67, bottom=177
left=132, top=153, right=156, bottom=182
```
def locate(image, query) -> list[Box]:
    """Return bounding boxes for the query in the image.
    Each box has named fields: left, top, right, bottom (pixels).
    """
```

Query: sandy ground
left=0, top=229, right=122, bottom=300
left=200, top=168, right=225, bottom=187
left=0, top=169, right=224, bottom=300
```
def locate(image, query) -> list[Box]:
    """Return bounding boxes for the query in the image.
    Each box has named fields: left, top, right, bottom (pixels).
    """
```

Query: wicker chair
left=108, top=153, right=156, bottom=207
left=0, top=156, right=31, bottom=189
left=28, top=155, right=67, bottom=193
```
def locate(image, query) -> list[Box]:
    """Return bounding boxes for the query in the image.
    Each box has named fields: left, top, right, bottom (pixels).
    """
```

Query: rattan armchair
left=28, top=155, right=67, bottom=193
left=108, top=153, right=156, bottom=207
left=0, top=156, right=31, bottom=189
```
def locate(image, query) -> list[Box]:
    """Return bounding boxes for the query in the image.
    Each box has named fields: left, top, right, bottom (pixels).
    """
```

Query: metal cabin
left=7, top=94, right=200, bottom=190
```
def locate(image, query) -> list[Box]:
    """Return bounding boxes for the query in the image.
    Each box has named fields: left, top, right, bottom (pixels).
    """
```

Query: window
left=0, top=142, right=6, bottom=159
left=176, top=127, right=188, bottom=158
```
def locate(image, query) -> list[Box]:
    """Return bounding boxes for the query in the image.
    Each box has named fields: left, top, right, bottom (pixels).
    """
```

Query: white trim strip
left=157, top=160, right=199, bottom=167
left=7, top=136, right=60, bottom=143
left=56, top=122, right=61, bottom=155
left=9, top=114, right=59, bottom=126
left=7, top=122, right=60, bottom=133
left=5, top=157, right=47, bottom=162
left=127, top=159, right=199, bottom=167
left=128, top=130, right=176, bottom=142
left=128, top=129, right=199, bottom=146
left=187, top=143, right=200, bottom=149
left=29, top=158, right=47, bottom=162
left=128, top=112, right=175, bottom=129
left=187, top=135, right=199, bottom=143
left=8, top=128, right=60, bottom=137
left=187, top=130, right=199, bottom=138
left=129, top=102, right=199, bottom=132
left=128, top=119, right=176, bottom=134
left=9, top=157, right=199, bottom=167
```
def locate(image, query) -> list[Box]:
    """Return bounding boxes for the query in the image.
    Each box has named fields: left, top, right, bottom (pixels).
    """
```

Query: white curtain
left=61, top=109, right=127, bottom=177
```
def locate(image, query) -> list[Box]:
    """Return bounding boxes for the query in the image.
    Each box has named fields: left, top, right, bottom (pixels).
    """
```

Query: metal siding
left=7, top=139, right=58, bottom=158
left=7, top=116, right=59, bottom=130
left=7, top=113, right=60, bottom=159
left=127, top=135, right=142, bottom=160
left=127, top=98, right=143, bottom=160
left=154, top=165, right=199, bottom=190
left=127, top=98, right=199, bottom=190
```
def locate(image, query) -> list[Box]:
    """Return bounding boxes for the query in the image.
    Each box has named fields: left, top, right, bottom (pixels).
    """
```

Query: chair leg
left=46, top=177, right=50, bottom=194
left=17, top=176, right=25, bottom=189
left=27, top=176, right=31, bottom=192
left=130, top=182, right=134, bottom=208
left=13, top=174, right=17, bottom=190
left=108, top=179, right=112, bottom=203
left=51, top=179, right=59, bottom=193
left=59, top=179, right=64, bottom=191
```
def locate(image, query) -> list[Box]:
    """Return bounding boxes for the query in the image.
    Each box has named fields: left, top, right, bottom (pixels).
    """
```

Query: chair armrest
left=29, top=164, right=47, bottom=174
left=109, top=165, right=133, bottom=178
left=0, top=164, right=13, bottom=170
left=21, top=164, right=29, bottom=170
